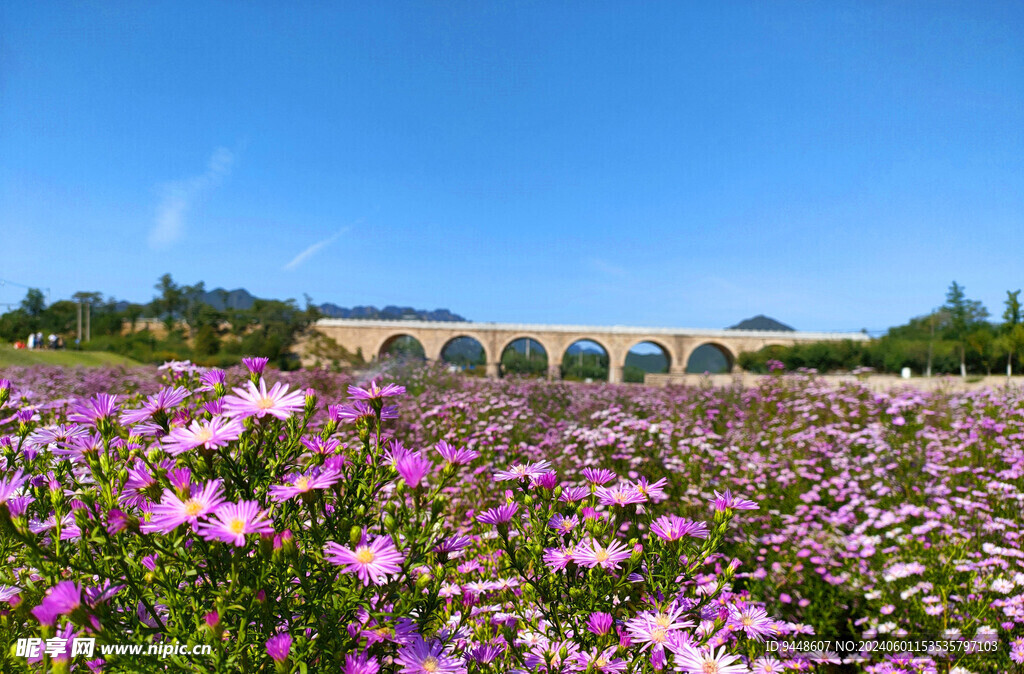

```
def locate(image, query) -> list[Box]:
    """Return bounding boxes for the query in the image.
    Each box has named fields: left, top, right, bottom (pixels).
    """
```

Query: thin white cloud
left=149, top=147, right=234, bottom=249
left=589, top=257, right=629, bottom=279
left=283, top=228, right=349, bottom=271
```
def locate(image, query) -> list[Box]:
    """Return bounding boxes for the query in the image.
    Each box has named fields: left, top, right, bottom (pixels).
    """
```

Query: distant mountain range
left=115, top=287, right=467, bottom=322
left=727, top=315, right=794, bottom=331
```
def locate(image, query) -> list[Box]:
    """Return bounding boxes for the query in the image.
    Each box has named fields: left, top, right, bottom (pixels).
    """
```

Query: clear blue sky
left=2, top=2, right=1022, bottom=332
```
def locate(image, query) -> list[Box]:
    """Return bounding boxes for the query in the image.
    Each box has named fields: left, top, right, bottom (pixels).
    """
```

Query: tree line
left=0, top=274, right=326, bottom=370
left=739, top=282, right=1024, bottom=377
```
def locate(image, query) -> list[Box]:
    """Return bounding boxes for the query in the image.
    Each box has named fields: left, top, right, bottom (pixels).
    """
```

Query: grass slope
left=0, top=345, right=142, bottom=368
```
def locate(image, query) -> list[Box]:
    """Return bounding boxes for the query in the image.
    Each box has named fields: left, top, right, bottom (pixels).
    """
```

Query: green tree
left=20, top=288, right=46, bottom=317
left=151, top=274, right=184, bottom=331
left=943, top=281, right=989, bottom=377
left=999, top=290, right=1024, bottom=376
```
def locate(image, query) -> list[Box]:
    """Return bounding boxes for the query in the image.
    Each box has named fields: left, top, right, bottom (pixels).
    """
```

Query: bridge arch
left=376, top=334, right=427, bottom=360
left=499, top=335, right=552, bottom=378
left=439, top=334, right=492, bottom=374
left=624, top=339, right=674, bottom=383
left=685, top=342, right=736, bottom=374
left=561, top=338, right=611, bottom=382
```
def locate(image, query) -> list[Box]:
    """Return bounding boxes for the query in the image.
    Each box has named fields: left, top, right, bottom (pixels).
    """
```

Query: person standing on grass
left=27, top=333, right=35, bottom=350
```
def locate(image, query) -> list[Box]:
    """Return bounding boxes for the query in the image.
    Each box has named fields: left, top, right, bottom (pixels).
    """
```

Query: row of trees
left=740, top=282, right=1024, bottom=376
left=0, top=275, right=321, bottom=370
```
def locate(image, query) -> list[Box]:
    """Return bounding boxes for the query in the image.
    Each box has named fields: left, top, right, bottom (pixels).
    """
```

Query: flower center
left=654, top=614, right=672, bottom=627
left=229, top=518, right=246, bottom=534
left=184, top=499, right=203, bottom=517
left=195, top=428, right=214, bottom=444
left=294, top=476, right=310, bottom=491
left=355, top=547, right=376, bottom=564
left=422, top=656, right=440, bottom=671
left=702, top=661, right=719, bottom=674
left=650, top=627, right=667, bottom=643
left=257, top=397, right=275, bottom=410
left=594, top=549, right=610, bottom=563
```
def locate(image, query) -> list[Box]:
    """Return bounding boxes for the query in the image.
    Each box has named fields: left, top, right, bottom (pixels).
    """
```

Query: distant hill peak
left=728, top=315, right=795, bottom=331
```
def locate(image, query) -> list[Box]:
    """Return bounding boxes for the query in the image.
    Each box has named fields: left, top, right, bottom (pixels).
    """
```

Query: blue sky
left=1, top=2, right=1022, bottom=332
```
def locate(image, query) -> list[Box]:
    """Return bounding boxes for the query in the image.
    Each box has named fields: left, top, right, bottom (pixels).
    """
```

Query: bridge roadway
left=312, top=319, right=869, bottom=383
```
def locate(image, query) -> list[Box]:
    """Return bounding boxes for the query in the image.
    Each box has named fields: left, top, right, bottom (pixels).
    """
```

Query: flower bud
left=350, top=525, right=363, bottom=548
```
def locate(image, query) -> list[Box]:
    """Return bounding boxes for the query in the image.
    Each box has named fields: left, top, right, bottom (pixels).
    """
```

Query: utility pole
left=926, top=310, right=935, bottom=377
left=77, top=301, right=83, bottom=343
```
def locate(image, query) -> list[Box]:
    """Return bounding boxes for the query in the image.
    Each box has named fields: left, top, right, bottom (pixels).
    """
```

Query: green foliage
left=561, top=351, right=608, bottom=381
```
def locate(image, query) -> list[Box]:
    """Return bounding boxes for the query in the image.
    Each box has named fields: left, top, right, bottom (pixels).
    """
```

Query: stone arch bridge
left=312, top=319, right=869, bottom=383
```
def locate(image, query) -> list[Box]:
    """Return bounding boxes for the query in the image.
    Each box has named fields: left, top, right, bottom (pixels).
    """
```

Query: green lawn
left=0, top=345, right=142, bottom=368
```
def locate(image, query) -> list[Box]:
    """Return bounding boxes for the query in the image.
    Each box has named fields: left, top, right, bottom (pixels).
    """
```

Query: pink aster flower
left=324, top=535, right=405, bottom=586
left=434, top=440, right=479, bottom=465
left=586, top=612, right=614, bottom=635
left=347, top=381, right=406, bottom=400
left=575, top=539, right=633, bottom=570
left=269, top=467, right=341, bottom=502
left=162, top=416, right=244, bottom=455
left=223, top=379, right=305, bottom=420
left=544, top=545, right=577, bottom=571
left=198, top=369, right=227, bottom=392
left=625, top=605, right=695, bottom=653
left=710, top=489, right=758, bottom=512
left=142, top=480, right=225, bottom=534
left=572, top=646, right=627, bottom=673
left=752, top=655, right=785, bottom=673
left=395, top=637, right=463, bottom=674
left=300, top=436, right=341, bottom=455
left=197, top=500, right=275, bottom=546
left=595, top=484, right=647, bottom=507
left=650, top=515, right=710, bottom=541
left=674, top=645, right=749, bottom=674
left=727, top=604, right=775, bottom=641
left=395, top=451, right=433, bottom=488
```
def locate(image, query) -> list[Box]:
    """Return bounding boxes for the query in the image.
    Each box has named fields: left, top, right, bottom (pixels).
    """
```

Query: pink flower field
left=0, top=361, right=1022, bottom=673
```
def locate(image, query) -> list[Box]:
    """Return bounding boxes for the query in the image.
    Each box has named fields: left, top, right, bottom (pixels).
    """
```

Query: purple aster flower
left=324, top=535, right=405, bottom=586
left=162, top=416, right=244, bottom=455
left=548, top=514, right=579, bottom=535
left=434, top=440, right=479, bottom=465
left=395, top=451, right=432, bottom=488
left=434, top=535, right=472, bottom=554
left=0, top=469, right=28, bottom=506
left=587, top=612, right=614, bottom=635
left=344, top=653, right=381, bottom=674
left=711, top=489, right=759, bottom=512
left=581, top=467, right=617, bottom=485
left=493, top=460, right=552, bottom=482
left=572, top=646, right=627, bottom=673
left=650, top=515, right=709, bottom=541
left=395, top=637, right=463, bottom=674
left=347, top=381, right=406, bottom=401
left=334, top=401, right=374, bottom=422
left=69, top=393, right=120, bottom=426
left=559, top=486, right=591, bottom=503
left=633, top=476, right=669, bottom=501
left=142, top=479, right=226, bottom=534
left=265, top=633, right=292, bottom=663
left=476, top=503, right=520, bottom=525
left=223, top=379, right=305, bottom=420
left=300, top=436, right=341, bottom=455
left=243, top=357, right=270, bottom=375
left=269, top=467, right=341, bottom=502
left=198, top=369, right=227, bottom=392
left=31, top=581, right=82, bottom=625
left=574, top=539, right=633, bottom=570
left=197, top=500, right=275, bottom=546
left=0, top=584, right=21, bottom=606
left=120, top=386, right=190, bottom=425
